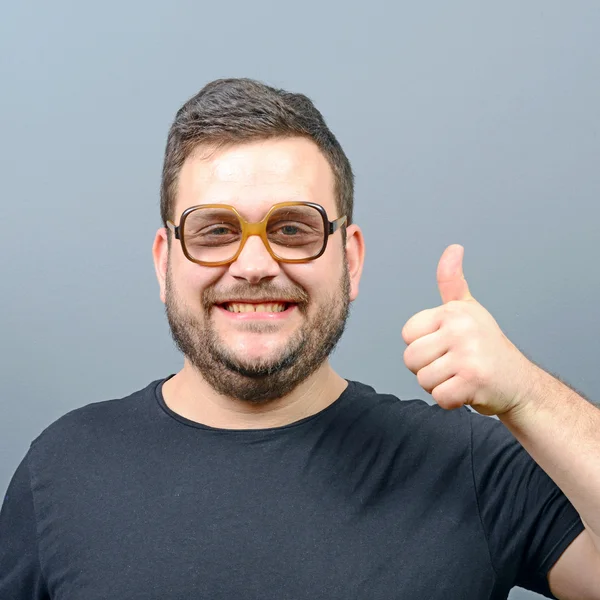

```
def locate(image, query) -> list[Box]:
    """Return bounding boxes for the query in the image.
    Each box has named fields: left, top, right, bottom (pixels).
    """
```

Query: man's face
left=153, top=137, right=363, bottom=404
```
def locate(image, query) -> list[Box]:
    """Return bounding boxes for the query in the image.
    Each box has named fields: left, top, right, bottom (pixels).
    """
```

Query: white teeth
left=225, top=302, right=287, bottom=313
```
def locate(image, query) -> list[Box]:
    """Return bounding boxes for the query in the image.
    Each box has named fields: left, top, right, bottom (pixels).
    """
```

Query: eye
left=269, top=221, right=312, bottom=235
left=278, top=224, right=302, bottom=235
left=205, top=226, right=235, bottom=236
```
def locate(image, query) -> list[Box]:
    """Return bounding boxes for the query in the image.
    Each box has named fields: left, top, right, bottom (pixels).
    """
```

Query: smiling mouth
left=220, top=302, right=294, bottom=313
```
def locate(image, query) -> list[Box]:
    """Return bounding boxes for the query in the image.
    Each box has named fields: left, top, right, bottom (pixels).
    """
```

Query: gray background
left=1, top=1, right=599, bottom=598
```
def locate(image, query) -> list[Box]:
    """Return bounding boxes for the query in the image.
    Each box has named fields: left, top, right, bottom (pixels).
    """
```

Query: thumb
left=437, top=244, right=474, bottom=303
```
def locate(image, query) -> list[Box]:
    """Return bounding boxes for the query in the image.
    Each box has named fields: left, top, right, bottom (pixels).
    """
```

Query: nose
left=227, top=235, right=281, bottom=284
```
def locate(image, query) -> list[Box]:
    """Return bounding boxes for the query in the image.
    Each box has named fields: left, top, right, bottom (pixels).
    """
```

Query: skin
left=152, top=137, right=365, bottom=429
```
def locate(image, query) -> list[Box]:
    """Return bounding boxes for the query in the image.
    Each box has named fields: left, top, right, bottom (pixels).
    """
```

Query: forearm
left=499, top=363, right=600, bottom=551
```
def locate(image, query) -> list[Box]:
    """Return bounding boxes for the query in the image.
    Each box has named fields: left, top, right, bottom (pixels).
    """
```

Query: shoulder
left=27, top=377, right=166, bottom=464
left=345, top=379, right=474, bottom=431
left=343, top=380, right=516, bottom=460
left=341, top=380, right=485, bottom=451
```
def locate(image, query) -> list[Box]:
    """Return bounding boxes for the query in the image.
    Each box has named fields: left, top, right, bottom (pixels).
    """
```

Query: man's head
left=159, top=78, right=355, bottom=239
left=152, top=79, right=365, bottom=404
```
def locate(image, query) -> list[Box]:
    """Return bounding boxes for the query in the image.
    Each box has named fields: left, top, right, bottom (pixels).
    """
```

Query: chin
left=228, top=339, right=286, bottom=363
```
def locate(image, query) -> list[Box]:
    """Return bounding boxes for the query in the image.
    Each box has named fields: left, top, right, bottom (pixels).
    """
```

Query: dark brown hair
left=160, top=78, right=354, bottom=233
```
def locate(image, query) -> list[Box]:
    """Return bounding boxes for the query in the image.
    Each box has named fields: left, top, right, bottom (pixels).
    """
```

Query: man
left=1, top=78, right=598, bottom=599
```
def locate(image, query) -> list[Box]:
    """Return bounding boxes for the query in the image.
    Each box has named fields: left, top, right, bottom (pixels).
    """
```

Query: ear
left=344, top=223, right=365, bottom=302
left=152, top=227, right=169, bottom=304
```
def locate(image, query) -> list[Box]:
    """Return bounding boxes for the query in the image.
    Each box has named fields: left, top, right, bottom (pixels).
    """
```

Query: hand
left=402, top=244, right=534, bottom=416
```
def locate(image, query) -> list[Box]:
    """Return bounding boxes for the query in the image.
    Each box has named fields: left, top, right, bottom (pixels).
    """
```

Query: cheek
left=169, top=259, right=225, bottom=302
left=284, top=259, right=341, bottom=299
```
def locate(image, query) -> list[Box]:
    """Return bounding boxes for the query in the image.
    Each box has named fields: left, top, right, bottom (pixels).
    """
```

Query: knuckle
left=446, top=313, right=473, bottom=339
left=417, top=368, right=431, bottom=391
left=403, top=346, right=412, bottom=366
left=444, top=300, right=463, bottom=314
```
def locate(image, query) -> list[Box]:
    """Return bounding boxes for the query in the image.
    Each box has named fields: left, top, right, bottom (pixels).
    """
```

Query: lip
left=215, top=303, right=298, bottom=320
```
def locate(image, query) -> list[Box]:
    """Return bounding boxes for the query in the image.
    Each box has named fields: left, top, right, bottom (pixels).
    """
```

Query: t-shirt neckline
left=154, top=375, right=356, bottom=434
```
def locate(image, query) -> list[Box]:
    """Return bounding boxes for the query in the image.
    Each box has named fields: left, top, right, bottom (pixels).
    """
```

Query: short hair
left=160, top=78, right=354, bottom=233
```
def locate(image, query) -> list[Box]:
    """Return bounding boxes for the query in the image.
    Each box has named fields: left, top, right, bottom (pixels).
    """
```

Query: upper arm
left=0, top=455, right=50, bottom=600
left=468, top=410, right=586, bottom=594
left=548, top=529, right=600, bottom=600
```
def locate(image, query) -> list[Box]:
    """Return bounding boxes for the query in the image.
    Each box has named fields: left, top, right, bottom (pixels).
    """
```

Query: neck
left=161, top=360, right=348, bottom=430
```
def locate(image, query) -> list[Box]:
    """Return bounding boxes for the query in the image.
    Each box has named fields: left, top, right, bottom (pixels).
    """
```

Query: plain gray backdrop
left=1, top=2, right=599, bottom=598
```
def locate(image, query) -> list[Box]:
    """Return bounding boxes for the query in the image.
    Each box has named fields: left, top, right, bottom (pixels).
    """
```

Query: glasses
left=167, top=201, right=347, bottom=266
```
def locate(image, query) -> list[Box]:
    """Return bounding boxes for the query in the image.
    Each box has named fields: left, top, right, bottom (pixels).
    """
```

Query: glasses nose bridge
left=231, top=213, right=274, bottom=266
left=239, top=217, right=271, bottom=252
left=244, top=219, right=267, bottom=236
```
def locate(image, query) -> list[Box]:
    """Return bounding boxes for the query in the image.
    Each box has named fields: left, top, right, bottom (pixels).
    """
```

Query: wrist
left=498, top=359, right=544, bottom=424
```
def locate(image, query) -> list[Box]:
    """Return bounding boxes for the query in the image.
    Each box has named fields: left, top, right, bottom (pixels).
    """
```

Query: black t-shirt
left=0, top=377, right=584, bottom=599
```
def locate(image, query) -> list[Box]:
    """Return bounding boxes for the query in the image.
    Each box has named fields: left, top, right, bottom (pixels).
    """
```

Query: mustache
left=202, top=282, right=310, bottom=309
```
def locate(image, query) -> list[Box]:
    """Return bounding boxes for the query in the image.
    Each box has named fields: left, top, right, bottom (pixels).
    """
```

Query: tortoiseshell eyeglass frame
left=166, top=201, right=347, bottom=267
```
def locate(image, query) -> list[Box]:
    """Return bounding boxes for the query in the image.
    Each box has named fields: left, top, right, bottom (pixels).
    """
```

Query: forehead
left=174, top=137, right=337, bottom=220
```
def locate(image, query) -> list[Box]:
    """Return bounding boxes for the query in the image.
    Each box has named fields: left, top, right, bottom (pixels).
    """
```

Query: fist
left=402, top=245, right=532, bottom=416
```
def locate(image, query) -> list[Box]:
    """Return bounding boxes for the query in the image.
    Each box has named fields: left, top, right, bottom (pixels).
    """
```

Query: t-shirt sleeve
left=0, top=452, right=50, bottom=600
left=467, top=408, right=585, bottom=598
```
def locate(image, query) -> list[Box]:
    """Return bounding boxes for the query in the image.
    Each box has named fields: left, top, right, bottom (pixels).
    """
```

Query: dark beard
left=164, top=265, right=351, bottom=404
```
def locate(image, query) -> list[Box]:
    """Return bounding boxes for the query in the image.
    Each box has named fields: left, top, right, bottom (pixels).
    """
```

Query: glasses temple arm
left=328, top=215, right=347, bottom=234
left=166, top=221, right=180, bottom=239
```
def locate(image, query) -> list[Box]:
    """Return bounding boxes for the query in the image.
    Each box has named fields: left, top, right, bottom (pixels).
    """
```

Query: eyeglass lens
left=182, top=205, right=326, bottom=263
